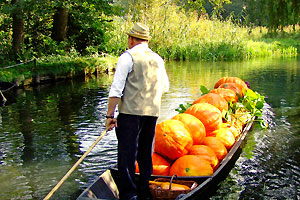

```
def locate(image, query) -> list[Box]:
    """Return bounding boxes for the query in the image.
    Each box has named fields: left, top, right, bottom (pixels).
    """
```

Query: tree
left=11, top=0, right=24, bottom=61
left=246, top=0, right=300, bottom=32
left=67, top=0, right=115, bottom=54
left=290, top=0, right=300, bottom=31
left=0, top=0, right=116, bottom=64
left=52, top=7, right=69, bottom=42
left=174, top=0, right=232, bottom=17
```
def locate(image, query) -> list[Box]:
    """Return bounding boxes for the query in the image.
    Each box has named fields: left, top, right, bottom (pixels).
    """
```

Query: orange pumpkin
left=218, top=83, right=243, bottom=97
left=152, top=153, right=170, bottom=175
left=188, top=145, right=219, bottom=171
left=169, top=155, right=213, bottom=176
left=209, top=88, right=238, bottom=103
left=185, top=103, right=222, bottom=135
left=151, top=152, right=170, bottom=175
left=136, top=152, right=170, bottom=175
left=135, top=161, right=139, bottom=174
left=206, top=129, right=217, bottom=137
left=214, top=77, right=248, bottom=95
left=193, top=93, right=228, bottom=114
left=213, top=128, right=236, bottom=150
left=172, top=113, right=206, bottom=145
left=202, top=137, right=228, bottom=161
left=154, top=119, right=193, bottom=161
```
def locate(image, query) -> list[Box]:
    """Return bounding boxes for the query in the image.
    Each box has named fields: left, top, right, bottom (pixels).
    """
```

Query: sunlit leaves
left=230, top=89, right=267, bottom=129
left=176, top=85, right=268, bottom=129
left=175, top=102, right=193, bottom=113
left=242, top=89, right=265, bottom=116
left=200, top=85, right=210, bottom=95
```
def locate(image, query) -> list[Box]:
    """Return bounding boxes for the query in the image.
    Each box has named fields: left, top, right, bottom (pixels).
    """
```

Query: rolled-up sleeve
left=156, top=55, right=169, bottom=93
left=108, top=52, right=133, bottom=98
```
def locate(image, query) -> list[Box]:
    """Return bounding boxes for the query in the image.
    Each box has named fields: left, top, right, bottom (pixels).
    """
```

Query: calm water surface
left=0, top=57, right=300, bottom=199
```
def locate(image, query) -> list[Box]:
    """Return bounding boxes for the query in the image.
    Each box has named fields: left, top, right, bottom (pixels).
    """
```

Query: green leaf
left=175, top=103, right=192, bottom=113
left=200, top=85, right=210, bottom=95
left=245, top=88, right=257, bottom=99
left=226, top=87, right=267, bottom=130
left=254, top=111, right=262, bottom=117
left=256, top=101, right=264, bottom=109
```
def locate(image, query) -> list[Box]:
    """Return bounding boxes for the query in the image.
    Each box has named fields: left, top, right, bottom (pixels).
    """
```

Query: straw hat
left=127, top=22, right=152, bottom=40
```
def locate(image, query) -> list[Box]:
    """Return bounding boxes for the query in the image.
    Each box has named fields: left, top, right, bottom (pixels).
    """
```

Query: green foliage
left=0, top=0, right=115, bottom=65
left=0, top=62, right=36, bottom=83
left=1, top=0, right=299, bottom=67
left=67, top=3, right=114, bottom=54
left=98, top=16, right=132, bottom=56
left=227, top=89, right=268, bottom=129
left=241, top=89, right=265, bottom=117
left=200, top=85, right=210, bottom=95
left=108, top=0, right=299, bottom=61
left=0, top=55, right=117, bottom=83
left=106, top=11, right=298, bottom=62
left=176, top=84, right=268, bottom=129
left=245, top=0, right=300, bottom=32
left=175, top=103, right=193, bottom=113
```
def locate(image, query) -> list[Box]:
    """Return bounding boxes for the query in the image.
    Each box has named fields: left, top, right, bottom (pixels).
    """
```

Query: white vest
left=119, top=45, right=164, bottom=117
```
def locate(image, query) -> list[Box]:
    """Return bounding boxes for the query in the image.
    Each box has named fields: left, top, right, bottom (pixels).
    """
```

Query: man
left=105, top=22, right=169, bottom=200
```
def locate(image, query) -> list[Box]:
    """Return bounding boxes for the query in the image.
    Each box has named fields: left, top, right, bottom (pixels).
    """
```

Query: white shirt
left=109, top=44, right=169, bottom=98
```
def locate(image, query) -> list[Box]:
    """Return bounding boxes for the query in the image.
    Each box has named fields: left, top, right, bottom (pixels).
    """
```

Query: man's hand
left=105, top=118, right=117, bottom=131
left=105, top=97, right=120, bottom=131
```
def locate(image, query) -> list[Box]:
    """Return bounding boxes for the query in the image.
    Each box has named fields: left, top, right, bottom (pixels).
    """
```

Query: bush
left=102, top=2, right=298, bottom=61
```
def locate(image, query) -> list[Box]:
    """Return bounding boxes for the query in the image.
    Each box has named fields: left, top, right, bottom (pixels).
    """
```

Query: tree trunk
left=52, top=7, right=68, bottom=42
left=11, top=0, right=24, bottom=61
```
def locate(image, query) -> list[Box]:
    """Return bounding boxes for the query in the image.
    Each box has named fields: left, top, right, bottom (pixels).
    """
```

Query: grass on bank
left=0, top=54, right=117, bottom=83
left=104, top=2, right=299, bottom=61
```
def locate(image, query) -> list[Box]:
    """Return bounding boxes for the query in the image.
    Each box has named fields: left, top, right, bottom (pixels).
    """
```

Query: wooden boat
left=77, top=118, right=254, bottom=200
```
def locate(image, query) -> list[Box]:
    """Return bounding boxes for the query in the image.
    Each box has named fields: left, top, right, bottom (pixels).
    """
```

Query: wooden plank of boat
left=77, top=170, right=119, bottom=200
left=77, top=119, right=254, bottom=200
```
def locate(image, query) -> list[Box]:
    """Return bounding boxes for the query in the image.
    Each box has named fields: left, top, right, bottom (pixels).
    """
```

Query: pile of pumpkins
left=136, top=77, right=251, bottom=177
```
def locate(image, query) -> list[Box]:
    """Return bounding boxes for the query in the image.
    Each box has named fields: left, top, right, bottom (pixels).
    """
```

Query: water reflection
left=211, top=102, right=300, bottom=199
left=237, top=107, right=300, bottom=199
left=0, top=58, right=300, bottom=199
left=0, top=75, right=114, bottom=199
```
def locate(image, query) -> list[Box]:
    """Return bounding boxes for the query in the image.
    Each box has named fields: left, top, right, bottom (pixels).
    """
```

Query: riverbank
left=1, top=16, right=300, bottom=89
left=2, top=12, right=300, bottom=89
left=0, top=54, right=118, bottom=88
left=0, top=41, right=298, bottom=93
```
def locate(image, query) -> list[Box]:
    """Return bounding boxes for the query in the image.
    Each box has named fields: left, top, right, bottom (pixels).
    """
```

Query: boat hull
left=77, top=120, right=254, bottom=200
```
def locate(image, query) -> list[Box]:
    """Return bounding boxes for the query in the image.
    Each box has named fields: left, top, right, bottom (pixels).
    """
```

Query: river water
left=0, top=57, right=299, bottom=200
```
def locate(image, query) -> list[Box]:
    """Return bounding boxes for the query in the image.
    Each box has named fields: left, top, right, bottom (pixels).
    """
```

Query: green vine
left=175, top=85, right=268, bottom=129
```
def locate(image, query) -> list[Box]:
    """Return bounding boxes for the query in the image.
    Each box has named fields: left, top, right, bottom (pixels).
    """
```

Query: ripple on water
left=75, top=127, right=118, bottom=189
left=237, top=106, right=300, bottom=200
left=212, top=105, right=300, bottom=200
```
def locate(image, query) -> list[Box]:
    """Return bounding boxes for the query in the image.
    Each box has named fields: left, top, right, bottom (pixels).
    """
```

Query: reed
left=103, top=2, right=298, bottom=61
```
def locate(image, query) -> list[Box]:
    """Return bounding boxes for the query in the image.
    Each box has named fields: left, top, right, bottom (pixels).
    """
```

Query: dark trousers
left=116, top=113, right=157, bottom=200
